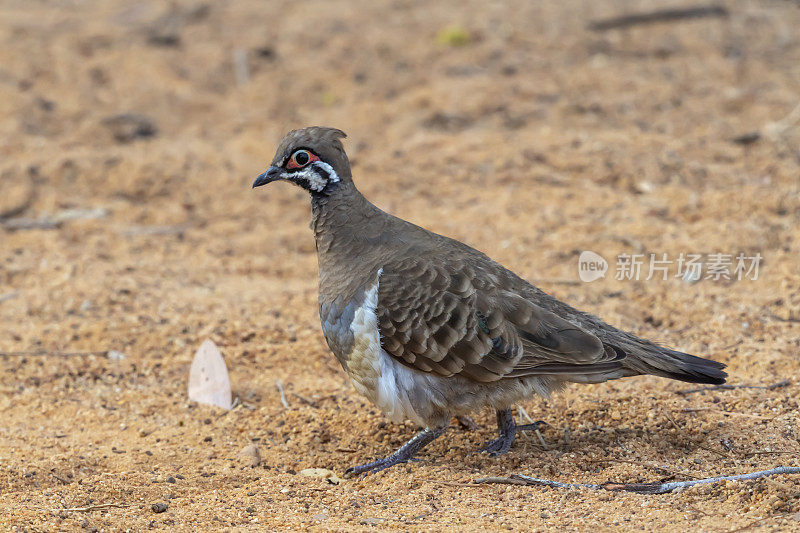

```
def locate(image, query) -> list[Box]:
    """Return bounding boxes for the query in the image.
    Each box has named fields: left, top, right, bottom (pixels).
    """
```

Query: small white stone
left=107, top=350, right=126, bottom=361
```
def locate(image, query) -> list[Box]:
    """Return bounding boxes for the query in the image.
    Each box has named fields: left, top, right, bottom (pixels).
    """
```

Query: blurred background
left=1, top=0, right=799, bottom=529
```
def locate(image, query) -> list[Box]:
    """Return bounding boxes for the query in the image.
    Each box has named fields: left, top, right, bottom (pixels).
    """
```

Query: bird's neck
left=310, top=182, right=381, bottom=254
left=310, top=182, right=390, bottom=298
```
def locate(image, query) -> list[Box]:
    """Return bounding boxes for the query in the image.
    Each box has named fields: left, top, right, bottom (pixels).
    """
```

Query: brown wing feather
left=376, top=257, right=626, bottom=383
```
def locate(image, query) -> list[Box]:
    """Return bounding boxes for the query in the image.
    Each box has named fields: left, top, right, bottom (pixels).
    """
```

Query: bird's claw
left=344, top=456, right=408, bottom=477
left=478, top=435, right=514, bottom=456
left=517, top=420, right=548, bottom=432
left=475, top=415, right=548, bottom=455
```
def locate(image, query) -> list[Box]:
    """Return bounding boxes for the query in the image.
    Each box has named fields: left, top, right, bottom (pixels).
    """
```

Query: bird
left=252, top=126, right=727, bottom=476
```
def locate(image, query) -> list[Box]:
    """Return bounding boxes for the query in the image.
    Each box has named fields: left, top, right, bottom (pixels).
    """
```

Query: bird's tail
left=618, top=339, right=728, bottom=385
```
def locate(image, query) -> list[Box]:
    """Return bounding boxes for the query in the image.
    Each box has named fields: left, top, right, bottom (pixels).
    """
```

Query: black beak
left=252, top=166, right=282, bottom=188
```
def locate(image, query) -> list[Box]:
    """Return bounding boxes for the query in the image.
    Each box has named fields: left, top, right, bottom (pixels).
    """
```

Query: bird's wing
left=376, top=256, right=625, bottom=382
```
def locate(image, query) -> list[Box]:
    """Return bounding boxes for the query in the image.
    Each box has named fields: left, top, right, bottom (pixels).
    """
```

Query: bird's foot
left=476, top=408, right=548, bottom=455
left=343, top=426, right=446, bottom=478
left=479, top=433, right=515, bottom=456
left=344, top=454, right=410, bottom=477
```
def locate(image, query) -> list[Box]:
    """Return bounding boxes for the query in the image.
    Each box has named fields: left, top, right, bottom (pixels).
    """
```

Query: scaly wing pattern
left=375, top=256, right=625, bottom=383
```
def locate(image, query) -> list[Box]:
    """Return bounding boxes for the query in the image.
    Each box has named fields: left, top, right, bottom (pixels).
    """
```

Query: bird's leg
left=478, top=407, right=546, bottom=455
left=344, top=426, right=447, bottom=476
left=455, top=415, right=480, bottom=431
left=479, top=408, right=517, bottom=455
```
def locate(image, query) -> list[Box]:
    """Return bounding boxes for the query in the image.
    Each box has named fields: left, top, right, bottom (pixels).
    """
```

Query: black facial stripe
left=313, top=164, right=330, bottom=181
left=282, top=162, right=336, bottom=196
left=290, top=175, right=311, bottom=189
left=285, top=168, right=322, bottom=190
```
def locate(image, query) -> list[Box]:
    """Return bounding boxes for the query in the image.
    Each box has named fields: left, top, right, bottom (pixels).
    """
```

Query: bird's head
left=252, top=126, right=351, bottom=195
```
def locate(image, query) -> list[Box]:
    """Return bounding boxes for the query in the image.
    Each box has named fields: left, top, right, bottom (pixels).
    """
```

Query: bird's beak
left=252, top=166, right=282, bottom=188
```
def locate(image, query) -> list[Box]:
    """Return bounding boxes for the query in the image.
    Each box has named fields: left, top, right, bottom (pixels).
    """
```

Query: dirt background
left=1, top=0, right=800, bottom=530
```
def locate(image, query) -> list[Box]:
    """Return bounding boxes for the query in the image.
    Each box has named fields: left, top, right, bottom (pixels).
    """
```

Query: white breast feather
left=348, top=269, right=424, bottom=426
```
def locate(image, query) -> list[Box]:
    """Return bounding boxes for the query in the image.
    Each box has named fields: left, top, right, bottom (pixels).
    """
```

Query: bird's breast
left=320, top=270, right=426, bottom=426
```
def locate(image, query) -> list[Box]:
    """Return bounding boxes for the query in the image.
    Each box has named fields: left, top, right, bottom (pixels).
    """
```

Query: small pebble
left=238, top=444, right=261, bottom=467
left=300, top=467, right=342, bottom=485
left=107, top=350, right=126, bottom=361
left=151, top=502, right=168, bottom=513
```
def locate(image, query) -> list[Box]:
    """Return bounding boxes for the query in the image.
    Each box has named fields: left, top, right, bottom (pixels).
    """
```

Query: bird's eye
left=291, top=150, right=310, bottom=167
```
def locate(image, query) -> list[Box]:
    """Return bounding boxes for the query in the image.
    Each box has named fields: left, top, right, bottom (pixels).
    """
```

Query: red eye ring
left=286, top=149, right=319, bottom=169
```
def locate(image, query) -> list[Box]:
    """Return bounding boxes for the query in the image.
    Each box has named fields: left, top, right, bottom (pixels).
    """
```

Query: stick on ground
left=51, top=472, right=71, bottom=484
left=0, top=168, right=36, bottom=221
left=0, top=350, right=108, bottom=357
left=588, top=5, right=728, bottom=31
left=0, top=291, right=20, bottom=304
left=275, top=379, right=289, bottom=409
left=52, top=503, right=127, bottom=512
left=474, top=466, right=800, bottom=494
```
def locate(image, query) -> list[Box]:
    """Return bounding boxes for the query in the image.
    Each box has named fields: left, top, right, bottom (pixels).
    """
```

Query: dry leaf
left=188, top=339, right=232, bottom=410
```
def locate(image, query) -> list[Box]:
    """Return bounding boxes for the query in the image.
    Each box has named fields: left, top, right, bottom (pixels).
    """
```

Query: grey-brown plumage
left=253, top=126, right=727, bottom=475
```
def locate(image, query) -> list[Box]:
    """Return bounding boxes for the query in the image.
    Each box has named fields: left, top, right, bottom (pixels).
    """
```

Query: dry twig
left=291, top=392, right=318, bottom=408
left=0, top=168, right=36, bottom=221
left=0, top=291, right=19, bottom=304
left=275, top=379, right=289, bottom=409
left=2, top=207, right=108, bottom=231
left=0, top=350, right=107, bottom=358
left=53, top=502, right=126, bottom=512
left=768, top=314, right=800, bottom=324
left=588, top=5, right=728, bottom=31
left=474, top=466, right=800, bottom=494
left=122, top=224, right=188, bottom=237
left=51, top=472, right=71, bottom=484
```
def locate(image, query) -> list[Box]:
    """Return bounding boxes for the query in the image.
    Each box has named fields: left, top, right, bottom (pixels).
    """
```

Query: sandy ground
left=1, top=0, right=800, bottom=530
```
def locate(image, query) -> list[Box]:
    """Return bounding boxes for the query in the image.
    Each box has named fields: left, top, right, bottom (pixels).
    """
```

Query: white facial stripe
left=312, top=161, right=339, bottom=184
left=286, top=161, right=340, bottom=192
